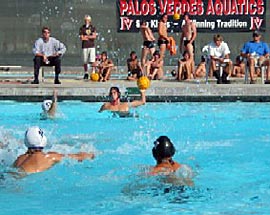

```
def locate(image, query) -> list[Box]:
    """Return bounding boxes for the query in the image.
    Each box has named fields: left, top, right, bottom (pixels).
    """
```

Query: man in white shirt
left=209, top=34, right=232, bottom=84
left=32, top=26, right=66, bottom=84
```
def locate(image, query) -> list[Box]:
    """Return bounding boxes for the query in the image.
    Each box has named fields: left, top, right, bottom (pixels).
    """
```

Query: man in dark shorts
left=158, top=14, right=169, bottom=58
left=180, top=12, right=197, bottom=59
left=140, top=20, right=156, bottom=67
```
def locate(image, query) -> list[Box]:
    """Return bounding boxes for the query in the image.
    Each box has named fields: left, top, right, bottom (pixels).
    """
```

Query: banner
left=117, top=0, right=266, bottom=32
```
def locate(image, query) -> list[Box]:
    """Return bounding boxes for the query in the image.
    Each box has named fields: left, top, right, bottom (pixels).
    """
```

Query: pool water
left=0, top=101, right=270, bottom=215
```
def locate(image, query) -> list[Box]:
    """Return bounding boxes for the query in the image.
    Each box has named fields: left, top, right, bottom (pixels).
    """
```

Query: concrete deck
left=0, top=66, right=270, bottom=102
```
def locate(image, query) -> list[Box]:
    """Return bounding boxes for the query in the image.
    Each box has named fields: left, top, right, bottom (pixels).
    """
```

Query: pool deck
left=0, top=66, right=270, bottom=102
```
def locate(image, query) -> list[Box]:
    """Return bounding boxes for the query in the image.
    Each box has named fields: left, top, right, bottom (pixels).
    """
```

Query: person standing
left=179, top=12, right=197, bottom=59
left=158, top=14, right=170, bottom=59
left=140, top=20, right=156, bottom=68
left=179, top=12, right=197, bottom=75
left=32, top=26, right=66, bottom=84
left=79, top=15, right=97, bottom=80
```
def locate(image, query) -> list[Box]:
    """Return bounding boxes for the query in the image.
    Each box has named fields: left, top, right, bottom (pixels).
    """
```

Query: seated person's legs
left=149, top=68, right=158, bottom=80
left=33, top=56, right=43, bottom=83
left=101, top=68, right=111, bottom=82
left=48, top=56, right=61, bottom=84
left=177, top=60, right=183, bottom=81
left=239, top=62, right=246, bottom=77
left=261, top=58, right=270, bottom=82
left=221, top=60, right=232, bottom=84
left=211, top=59, right=222, bottom=84
left=248, top=58, right=256, bottom=83
left=156, top=67, right=164, bottom=80
left=195, top=62, right=206, bottom=78
left=127, top=69, right=142, bottom=81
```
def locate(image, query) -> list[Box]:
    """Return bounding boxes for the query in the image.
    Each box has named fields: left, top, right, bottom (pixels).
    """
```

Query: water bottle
left=251, top=52, right=256, bottom=58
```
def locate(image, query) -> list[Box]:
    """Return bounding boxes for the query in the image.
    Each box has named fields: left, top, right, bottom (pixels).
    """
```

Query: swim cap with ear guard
left=24, top=126, right=47, bottom=149
left=42, top=100, right=52, bottom=112
left=152, top=136, right=175, bottom=160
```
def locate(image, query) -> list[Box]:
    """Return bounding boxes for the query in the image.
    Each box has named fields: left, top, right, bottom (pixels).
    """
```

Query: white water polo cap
left=24, top=126, right=47, bottom=149
left=42, top=100, right=53, bottom=112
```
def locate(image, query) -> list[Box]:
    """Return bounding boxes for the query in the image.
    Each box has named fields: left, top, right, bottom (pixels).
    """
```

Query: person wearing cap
left=145, top=50, right=164, bottom=80
left=13, top=126, right=95, bottom=174
left=179, top=12, right=197, bottom=62
left=240, top=31, right=270, bottom=84
left=126, top=51, right=143, bottom=81
left=41, top=89, right=57, bottom=119
left=79, top=15, right=97, bottom=80
left=99, top=86, right=146, bottom=117
left=209, top=34, right=232, bottom=84
left=150, top=136, right=194, bottom=186
left=32, top=26, right=66, bottom=84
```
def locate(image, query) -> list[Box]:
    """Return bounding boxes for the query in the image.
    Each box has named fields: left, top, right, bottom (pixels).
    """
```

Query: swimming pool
left=0, top=101, right=270, bottom=215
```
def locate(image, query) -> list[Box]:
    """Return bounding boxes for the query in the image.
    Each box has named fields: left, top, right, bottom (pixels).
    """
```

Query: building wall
left=0, top=0, right=269, bottom=67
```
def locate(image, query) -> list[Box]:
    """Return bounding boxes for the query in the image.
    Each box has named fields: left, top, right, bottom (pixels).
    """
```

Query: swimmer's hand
left=70, top=152, right=95, bottom=162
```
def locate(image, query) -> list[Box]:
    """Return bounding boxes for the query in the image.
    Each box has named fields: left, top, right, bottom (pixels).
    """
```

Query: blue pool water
left=0, top=101, right=270, bottom=215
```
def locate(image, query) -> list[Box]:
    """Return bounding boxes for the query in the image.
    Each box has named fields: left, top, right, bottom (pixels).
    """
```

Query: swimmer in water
left=98, top=86, right=146, bottom=117
left=13, top=126, right=95, bottom=174
left=40, top=89, right=57, bottom=119
left=150, top=136, right=194, bottom=186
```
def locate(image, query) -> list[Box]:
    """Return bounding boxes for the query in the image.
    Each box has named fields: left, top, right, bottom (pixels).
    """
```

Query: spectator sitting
left=232, top=55, right=245, bottom=78
left=209, top=34, right=232, bottom=84
left=127, top=51, right=143, bottom=81
left=146, top=50, right=164, bottom=80
left=195, top=55, right=207, bottom=78
left=240, top=31, right=270, bottom=84
left=32, top=26, right=66, bottom=84
left=97, top=51, right=114, bottom=82
left=177, top=51, right=194, bottom=81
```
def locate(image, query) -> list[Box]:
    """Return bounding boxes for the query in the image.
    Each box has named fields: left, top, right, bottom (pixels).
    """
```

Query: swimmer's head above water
left=152, top=136, right=175, bottom=163
left=24, top=126, right=47, bottom=150
left=109, top=87, right=121, bottom=100
left=42, top=100, right=53, bottom=112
